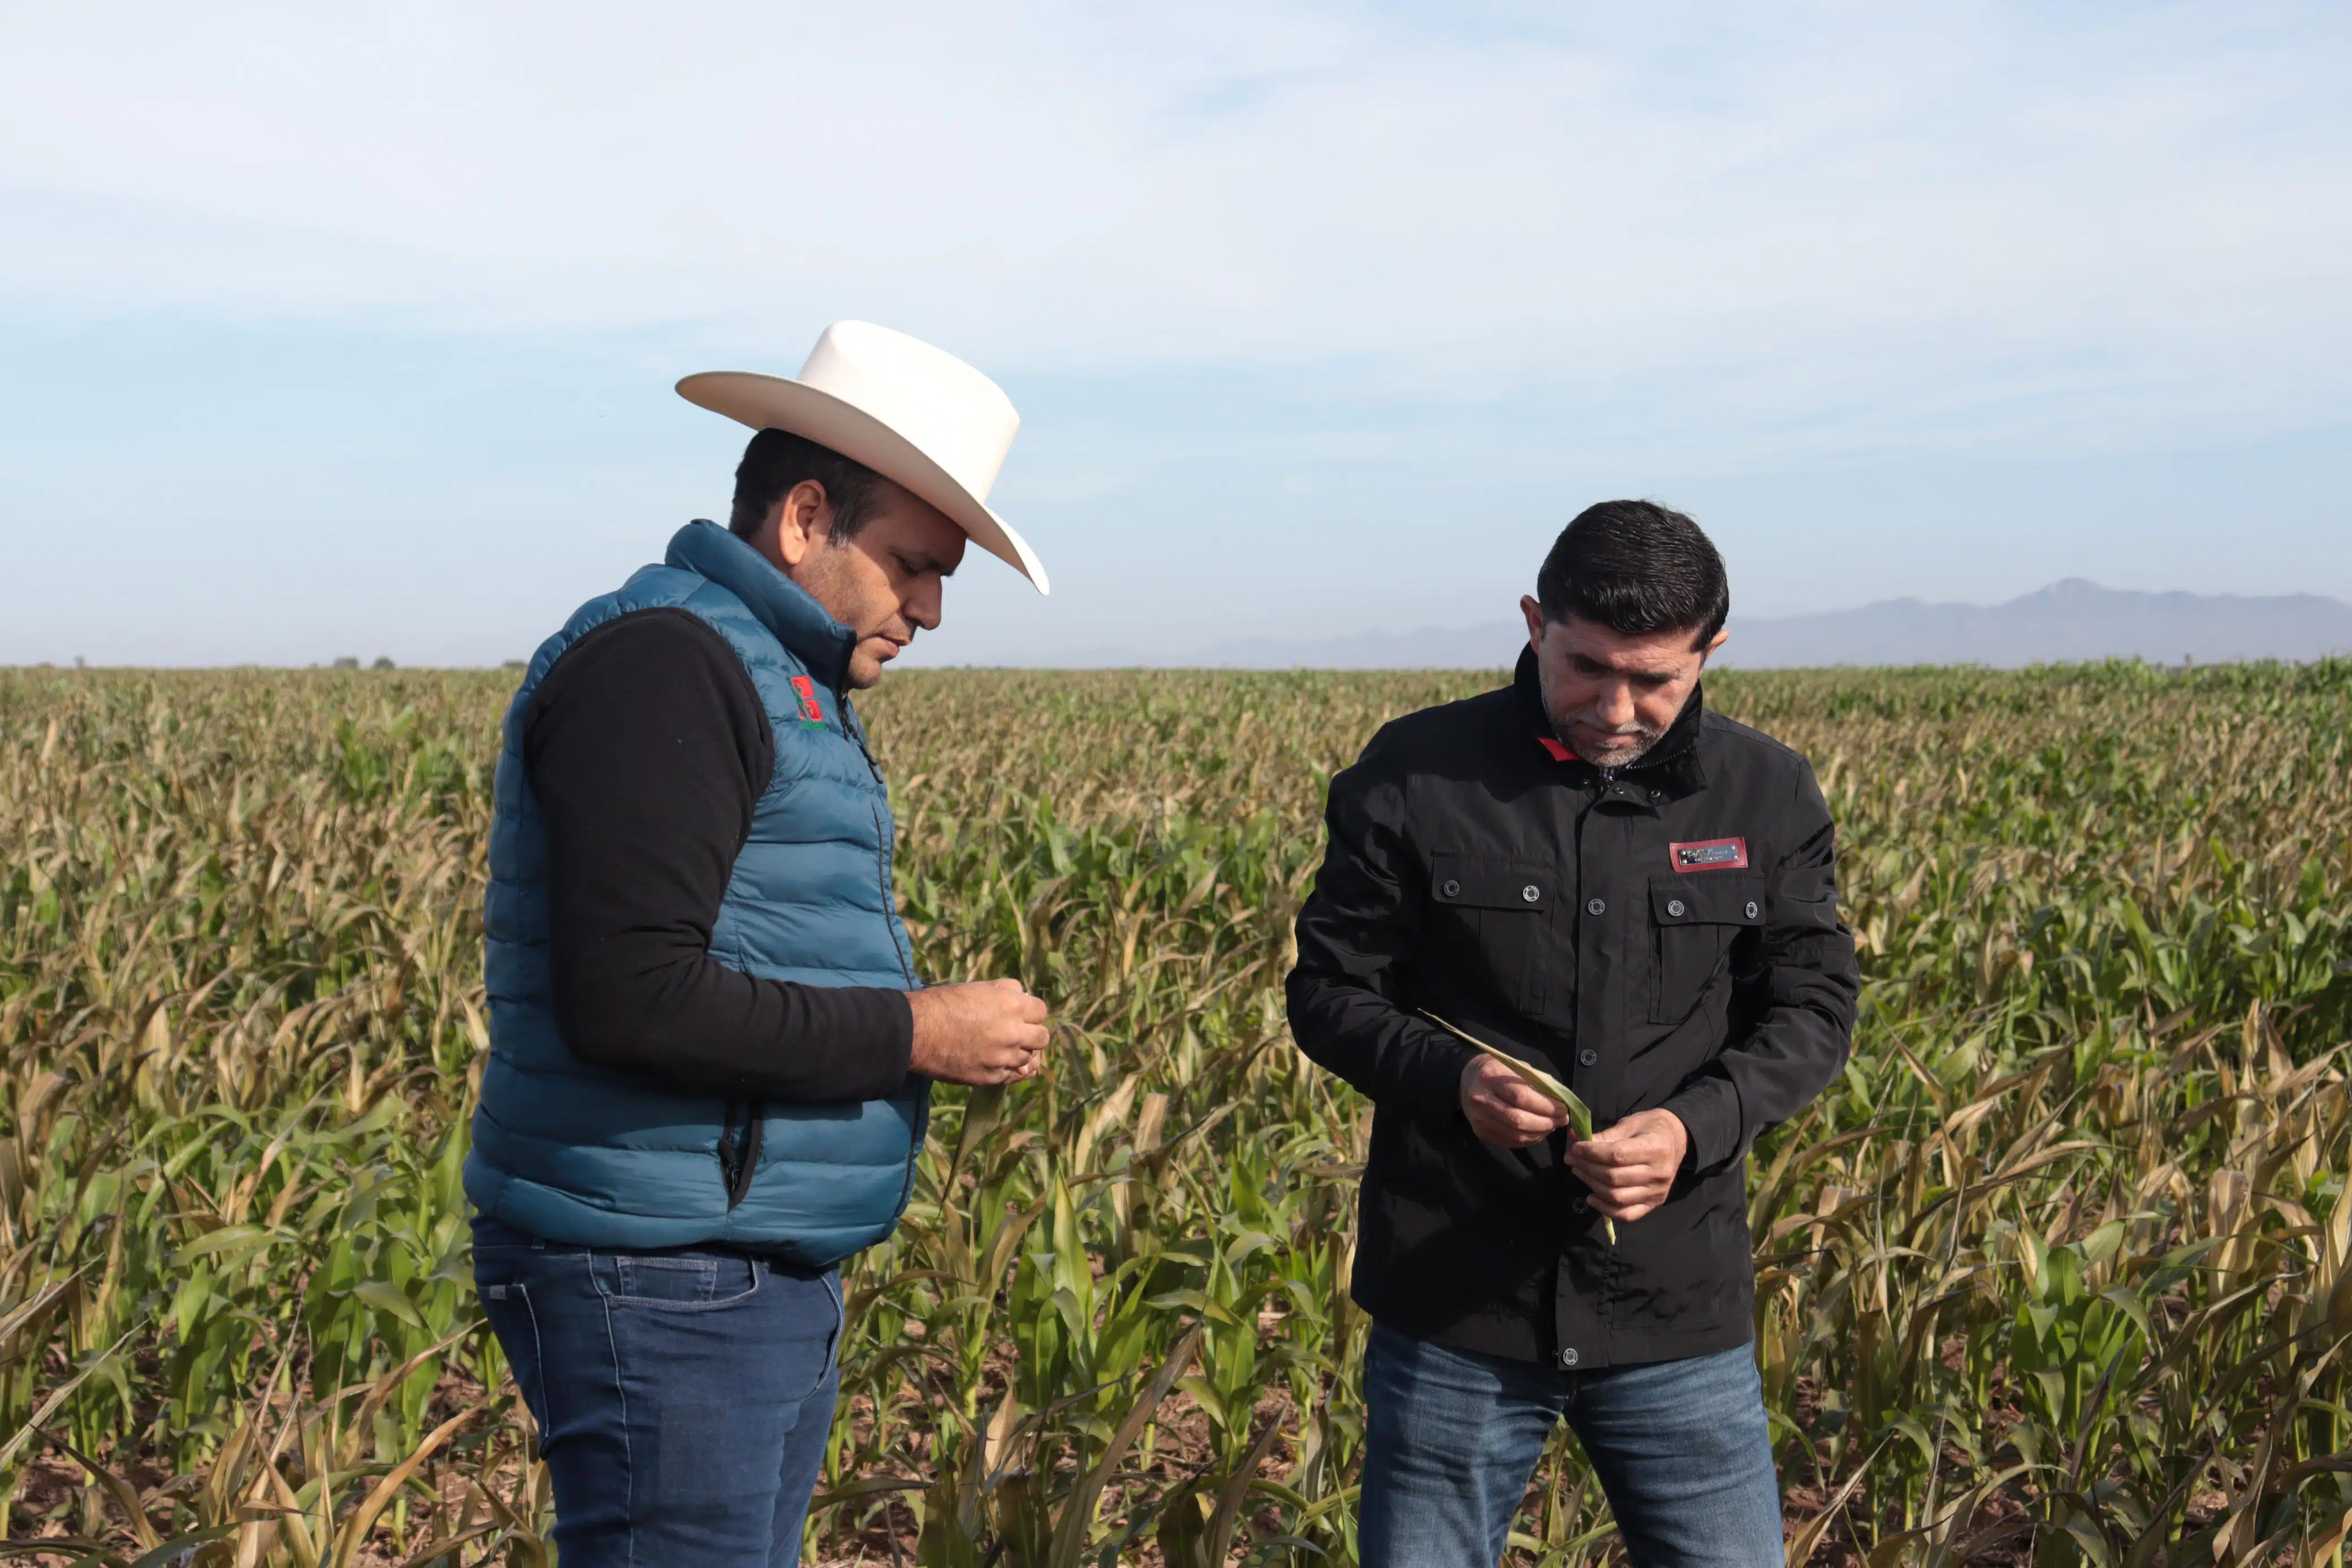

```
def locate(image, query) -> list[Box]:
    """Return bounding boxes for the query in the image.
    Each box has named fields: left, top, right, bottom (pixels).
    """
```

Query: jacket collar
left=1511, top=643, right=1709, bottom=797
left=667, top=519, right=859, bottom=692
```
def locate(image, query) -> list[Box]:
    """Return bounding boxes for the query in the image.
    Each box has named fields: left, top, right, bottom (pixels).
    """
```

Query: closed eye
left=1572, top=655, right=1674, bottom=688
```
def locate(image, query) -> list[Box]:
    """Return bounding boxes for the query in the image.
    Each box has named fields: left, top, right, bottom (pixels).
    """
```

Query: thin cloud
left=3, top=2, right=2345, bottom=409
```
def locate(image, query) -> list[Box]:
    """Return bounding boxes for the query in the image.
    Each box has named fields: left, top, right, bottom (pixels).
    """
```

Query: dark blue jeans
left=472, top=1218, right=842, bottom=1568
left=1358, top=1323, right=1783, bottom=1568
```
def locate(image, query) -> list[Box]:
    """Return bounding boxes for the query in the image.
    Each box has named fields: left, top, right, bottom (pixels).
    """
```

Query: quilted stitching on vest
left=463, top=522, right=929, bottom=1264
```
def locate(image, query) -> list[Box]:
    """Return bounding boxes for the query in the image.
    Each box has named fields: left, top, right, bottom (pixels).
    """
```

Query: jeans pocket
left=788, top=1270, right=845, bottom=1406
left=477, top=1278, right=551, bottom=1433
left=600, top=1252, right=763, bottom=1310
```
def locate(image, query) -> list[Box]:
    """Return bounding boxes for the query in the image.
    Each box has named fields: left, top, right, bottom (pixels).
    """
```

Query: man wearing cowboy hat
left=465, top=323, right=1053, bottom=1566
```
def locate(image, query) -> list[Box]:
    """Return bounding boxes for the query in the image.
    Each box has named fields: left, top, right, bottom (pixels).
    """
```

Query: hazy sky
left=3, top=3, right=2347, bottom=666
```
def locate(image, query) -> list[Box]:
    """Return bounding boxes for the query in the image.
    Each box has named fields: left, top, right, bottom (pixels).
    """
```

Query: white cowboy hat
left=677, top=322, right=1048, bottom=595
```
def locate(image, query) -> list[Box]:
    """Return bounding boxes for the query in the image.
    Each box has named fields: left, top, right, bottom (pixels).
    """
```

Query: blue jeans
left=1358, top=1323, right=1783, bottom=1568
left=472, top=1218, right=843, bottom=1568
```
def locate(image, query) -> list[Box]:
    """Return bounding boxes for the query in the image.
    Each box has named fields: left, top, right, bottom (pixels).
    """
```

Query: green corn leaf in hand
left=1420, top=1011, right=1616, bottom=1243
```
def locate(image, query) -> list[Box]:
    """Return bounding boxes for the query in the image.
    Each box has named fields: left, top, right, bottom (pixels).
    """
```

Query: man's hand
left=1459, top=1056, right=1573, bottom=1149
left=906, top=980, right=1049, bottom=1087
left=1564, top=1108, right=1688, bottom=1223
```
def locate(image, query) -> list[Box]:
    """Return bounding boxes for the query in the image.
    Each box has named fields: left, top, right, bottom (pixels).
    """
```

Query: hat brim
left=676, top=370, right=1049, bottom=595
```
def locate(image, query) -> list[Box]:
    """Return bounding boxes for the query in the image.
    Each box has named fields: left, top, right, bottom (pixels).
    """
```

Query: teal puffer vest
left=463, top=520, right=927, bottom=1266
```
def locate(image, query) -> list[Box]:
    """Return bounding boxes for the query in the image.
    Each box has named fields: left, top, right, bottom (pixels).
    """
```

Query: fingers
left=1589, top=1191, right=1669, bottom=1223
left=1570, top=1169, right=1674, bottom=1222
left=909, top=977, right=1053, bottom=1086
left=1464, top=1090, right=1572, bottom=1149
left=1566, top=1126, right=1675, bottom=1167
left=1469, top=1101, right=1568, bottom=1142
left=1468, top=1115, right=1552, bottom=1149
left=966, top=1044, right=1043, bottom=1088
left=1490, top=1079, right=1560, bottom=1116
left=1467, top=1100, right=1562, bottom=1147
left=1572, top=1149, right=1674, bottom=1214
left=1568, top=1136, right=1672, bottom=1177
left=1472, top=1113, right=1558, bottom=1146
left=1467, top=1072, right=1571, bottom=1119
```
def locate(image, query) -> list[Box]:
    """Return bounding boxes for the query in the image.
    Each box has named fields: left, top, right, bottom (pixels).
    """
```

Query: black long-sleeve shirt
left=524, top=608, right=913, bottom=1103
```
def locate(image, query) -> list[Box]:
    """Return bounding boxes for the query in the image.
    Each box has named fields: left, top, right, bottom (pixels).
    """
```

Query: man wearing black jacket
left=1287, top=501, right=1859, bottom=1567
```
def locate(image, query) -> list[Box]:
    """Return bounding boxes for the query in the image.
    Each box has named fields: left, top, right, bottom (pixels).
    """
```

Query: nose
left=905, top=575, right=944, bottom=631
left=1596, top=679, right=1637, bottom=728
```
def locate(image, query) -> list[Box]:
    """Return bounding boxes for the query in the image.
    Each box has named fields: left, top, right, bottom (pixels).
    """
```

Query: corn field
left=2, top=660, right=2349, bottom=1567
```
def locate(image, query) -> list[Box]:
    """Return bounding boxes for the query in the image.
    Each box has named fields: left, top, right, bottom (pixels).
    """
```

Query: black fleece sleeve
left=524, top=608, right=914, bottom=1104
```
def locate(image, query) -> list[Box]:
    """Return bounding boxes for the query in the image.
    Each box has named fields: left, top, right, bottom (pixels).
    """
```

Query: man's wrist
left=1660, top=1107, right=1693, bottom=1173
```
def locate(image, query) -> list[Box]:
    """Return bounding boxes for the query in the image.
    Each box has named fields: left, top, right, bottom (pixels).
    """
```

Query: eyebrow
left=1571, top=651, right=1677, bottom=678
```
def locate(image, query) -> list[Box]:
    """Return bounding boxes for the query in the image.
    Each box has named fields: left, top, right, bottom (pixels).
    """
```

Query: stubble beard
left=1557, top=715, right=1662, bottom=769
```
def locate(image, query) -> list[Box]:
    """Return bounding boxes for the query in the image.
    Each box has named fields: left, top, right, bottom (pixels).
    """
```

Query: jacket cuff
left=1412, top=1035, right=1476, bottom=1113
left=1662, top=1077, right=1744, bottom=1174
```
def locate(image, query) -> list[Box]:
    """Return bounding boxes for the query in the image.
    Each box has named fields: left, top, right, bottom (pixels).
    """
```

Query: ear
left=1698, top=626, right=1729, bottom=665
left=1520, top=595, right=1547, bottom=651
left=772, top=480, right=833, bottom=569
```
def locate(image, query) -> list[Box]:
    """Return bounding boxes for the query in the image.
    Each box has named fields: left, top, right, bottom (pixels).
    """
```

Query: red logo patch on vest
left=1670, top=837, right=1749, bottom=872
left=789, top=675, right=825, bottom=725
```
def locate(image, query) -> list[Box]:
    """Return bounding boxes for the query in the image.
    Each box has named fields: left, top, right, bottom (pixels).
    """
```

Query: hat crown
left=674, top=322, right=1048, bottom=594
left=797, top=322, right=1018, bottom=504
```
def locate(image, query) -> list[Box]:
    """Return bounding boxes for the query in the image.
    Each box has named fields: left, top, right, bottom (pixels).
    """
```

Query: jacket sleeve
left=1285, top=729, right=1475, bottom=1107
left=1662, top=761, right=1860, bottom=1172
left=526, top=608, right=914, bottom=1105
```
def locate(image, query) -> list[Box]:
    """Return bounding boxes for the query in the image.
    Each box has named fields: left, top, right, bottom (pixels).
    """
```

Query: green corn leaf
left=1419, top=1011, right=1595, bottom=1136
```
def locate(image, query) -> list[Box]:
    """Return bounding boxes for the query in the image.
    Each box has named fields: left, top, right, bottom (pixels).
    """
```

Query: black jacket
left=1286, top=649, right=1859, bottom=1368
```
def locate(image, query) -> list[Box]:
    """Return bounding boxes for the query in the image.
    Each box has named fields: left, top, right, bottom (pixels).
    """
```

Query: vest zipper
left=840, top=687, right=926, bottom=1215
left=841, top=695, right=919, bottom=988
left=717, top=1095, right=761, bottom=1210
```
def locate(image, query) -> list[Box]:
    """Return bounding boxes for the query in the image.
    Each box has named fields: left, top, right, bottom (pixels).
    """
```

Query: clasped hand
left=906, top=979, right=1050, bottom=1086
left=1457, top=1057, right=1687, bottom=1224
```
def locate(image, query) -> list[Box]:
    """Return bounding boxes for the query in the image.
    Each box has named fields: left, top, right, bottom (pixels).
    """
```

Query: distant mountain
left=1716, top=580, right=2352, bottom=669
left=1027, top=582, right=2352, bottom=669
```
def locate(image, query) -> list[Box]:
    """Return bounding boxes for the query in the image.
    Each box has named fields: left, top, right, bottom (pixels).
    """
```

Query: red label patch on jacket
left=1536, top=735, right=1576, bottom=762
left=789, top=675, right=825, bottom=726
left=1670, top=837, right=1748, bottom=872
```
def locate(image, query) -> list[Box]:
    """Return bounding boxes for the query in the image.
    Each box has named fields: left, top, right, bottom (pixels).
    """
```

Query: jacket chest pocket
left=1649, top=873, right=1764, bottom=1024
left=1430, top=854, right=1557, bottom=1014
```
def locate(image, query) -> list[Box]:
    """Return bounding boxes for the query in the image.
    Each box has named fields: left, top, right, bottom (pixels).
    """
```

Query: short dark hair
left=729, top=428, right=892, bottom=542
left=1536, top=500, right=1729, bottom=648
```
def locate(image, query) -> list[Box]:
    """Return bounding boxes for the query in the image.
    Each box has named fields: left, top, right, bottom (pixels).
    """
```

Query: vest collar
left=667, top=520, right=858, bottom=692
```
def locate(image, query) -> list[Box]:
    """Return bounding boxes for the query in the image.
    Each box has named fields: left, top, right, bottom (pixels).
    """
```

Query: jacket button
left=1578, top=1049, right=1597, bottom=1066
left=1586, top=898, right=1606, bottom=916
left=1746, top=900, right=1760, bottom=919
left=1667, top=899, right=1686, bottom=917
left=1442, top=880, right=1460, bottom=898
left=1559, top=1348, right=1580, bottom=1368
left=1572, top=1194, right=1589, bottom=1211
left=1521, top=884, right=1541, bottom=903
